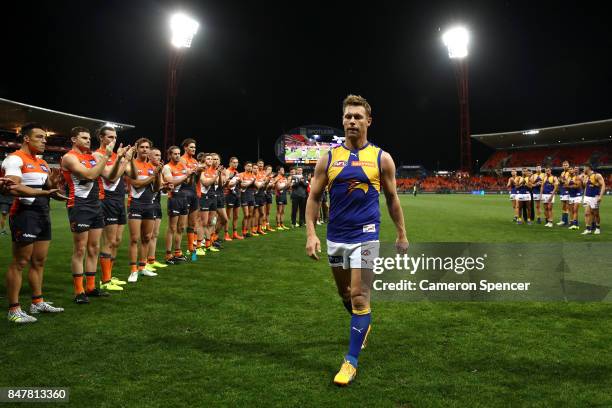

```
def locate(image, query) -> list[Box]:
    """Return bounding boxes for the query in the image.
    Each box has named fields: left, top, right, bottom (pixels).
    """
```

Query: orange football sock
left=147, top=257, right=155, bottom=264
left=85, top=272, right=96, bottom=292
left=187, top=233, right=194, bottom=251
left=130, top=262, right=138, bottom=273
left=100, top=253, right=112, bottom=283
left=72, top=274, right=84, bottom=294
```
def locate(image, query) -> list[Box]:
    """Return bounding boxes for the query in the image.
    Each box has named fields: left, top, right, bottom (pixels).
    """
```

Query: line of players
left=1, top=123, right=310, bottom=324
left=506, top=161, right=606, bottom=234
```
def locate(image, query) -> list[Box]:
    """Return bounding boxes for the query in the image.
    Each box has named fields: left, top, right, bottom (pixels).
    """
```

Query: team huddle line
left=507, top=161, right=605, bottom=233
left=0, top=123, right=324, bottom=324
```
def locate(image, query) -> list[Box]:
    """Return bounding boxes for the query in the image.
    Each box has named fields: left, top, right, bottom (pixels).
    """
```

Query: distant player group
left=1, top=123, right=311, bottom=324
left=507, top=161, right=606, bottom=234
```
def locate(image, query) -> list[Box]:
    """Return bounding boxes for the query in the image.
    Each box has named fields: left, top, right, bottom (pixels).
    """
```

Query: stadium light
left=442, top=25, right=471, bottom=172
left=442, top=26, right=469, bottom=59
left=170, top=13, right=199, bottom=48
left=522, top=130, right=539, bottom=135
left=165, top=12, right=200, bottom=151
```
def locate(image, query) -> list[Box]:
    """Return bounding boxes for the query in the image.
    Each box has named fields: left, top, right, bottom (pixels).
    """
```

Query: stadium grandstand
left=396, top=119, right=612, bottom=193
left=474, top=118, right=612, bottom=172
left=0, top=97, right=134, bottom=165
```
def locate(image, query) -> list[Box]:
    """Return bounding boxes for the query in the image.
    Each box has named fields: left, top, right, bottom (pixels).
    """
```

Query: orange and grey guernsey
left=239, top=171, right=256, bottom=192
left=202, top=166, right=217, bottom=196
left=275, top=175, right=287, bottom=193
left=1, top=150, right=50, bottom=215
left=255, top=171, right=266, bottom=194
left=128, top=158, right=156, bottom=205
left=95, top=148, right=125, bottom=199
left=181, top=153, right=199, bottom=195
left=166, top=161, right=188, bottom=197
left=326, top=142, right=382, bottom=244
left=62, top=149, right=104, bottom=208
left=213, top=166, right=223, bottom=195
left=224, top=167, right=239, bottom=195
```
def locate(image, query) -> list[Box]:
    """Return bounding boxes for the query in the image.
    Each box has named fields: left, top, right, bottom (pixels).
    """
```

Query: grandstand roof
left=472, top=118, right=612, bottom=149
left=0, top=98, right=134, bottom=136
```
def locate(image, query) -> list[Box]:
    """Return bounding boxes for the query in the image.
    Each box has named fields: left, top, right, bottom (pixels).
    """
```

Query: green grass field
left=1, top=195, right=611, bottom=407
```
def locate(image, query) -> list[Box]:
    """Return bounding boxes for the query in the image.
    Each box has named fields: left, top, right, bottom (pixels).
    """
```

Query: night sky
left=2, top=1, right=611, bottom=170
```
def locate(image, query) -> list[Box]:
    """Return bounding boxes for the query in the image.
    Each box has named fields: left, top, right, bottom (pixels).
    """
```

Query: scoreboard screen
left=282, top=131, right=343, bottom=165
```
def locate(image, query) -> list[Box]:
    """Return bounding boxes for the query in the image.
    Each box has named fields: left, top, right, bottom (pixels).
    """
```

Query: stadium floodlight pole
left=442, top=26, right=471, bottom=173
left=164, top=12, right=199, bottom=152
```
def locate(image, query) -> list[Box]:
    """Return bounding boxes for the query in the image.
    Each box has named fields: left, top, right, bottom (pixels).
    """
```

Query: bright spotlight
left=170, top=13, right=199, bottom=48
left=442, top=26, right=469, bottom=59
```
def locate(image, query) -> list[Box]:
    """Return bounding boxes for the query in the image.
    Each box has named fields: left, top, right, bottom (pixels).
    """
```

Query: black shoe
left=74, top=292, right=90, bottom=304
left=213, top=241, right=222, bottom=249
left=245, top=233, right=252, bottom=238
left=85, top=288, right=110, bottom=297
left=166, top=258, right=176, bottom=265
left=174, top=256, right=187, bottom=263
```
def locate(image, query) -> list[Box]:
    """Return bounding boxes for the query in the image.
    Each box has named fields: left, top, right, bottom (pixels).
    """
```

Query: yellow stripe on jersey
left=327, top=144, right=381, bottom=192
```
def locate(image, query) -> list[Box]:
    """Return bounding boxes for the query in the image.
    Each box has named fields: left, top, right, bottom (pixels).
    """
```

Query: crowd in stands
left=481, top=143, right=611, bottom=171
left=397, top=174, right=507, bottom=192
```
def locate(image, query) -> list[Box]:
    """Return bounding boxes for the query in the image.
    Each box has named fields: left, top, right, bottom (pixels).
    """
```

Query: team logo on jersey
left=40, top=164, right=49, bottom=172
left=89, top=160, right=97, bottom=166
left=347, top=178, right=369, bottom=195
left=26, top=164, right=35, bottom=169
left=148, top=169, right=154, bottom=175
left=332, top=160, right=346, bottom=167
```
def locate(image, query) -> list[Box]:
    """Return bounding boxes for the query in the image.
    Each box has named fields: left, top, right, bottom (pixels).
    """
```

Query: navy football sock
left=345, top=310, right=371, bottom=367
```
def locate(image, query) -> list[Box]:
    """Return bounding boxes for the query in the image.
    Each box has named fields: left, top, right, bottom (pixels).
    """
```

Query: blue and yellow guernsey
left=542, top=175, right=556, bottom=194
left=558, top=170, right=570, bottom=195
left=517, top=176, right=530, bottom=194
left=531, top=172, right=543, bottom=193
left=567, top=176, right=582, bottom=198
left=326, top=143, right=382, bottom=244
left=585, top=173, right=601, bottom=197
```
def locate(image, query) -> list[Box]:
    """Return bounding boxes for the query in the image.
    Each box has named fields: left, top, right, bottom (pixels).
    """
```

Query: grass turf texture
left=1, top=194, right=611, bottom=407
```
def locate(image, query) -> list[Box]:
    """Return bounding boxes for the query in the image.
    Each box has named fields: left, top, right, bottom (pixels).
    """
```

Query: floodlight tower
left=442, top=26, right=471, bottom=172
left=164, top=13, right=199, bottom=151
